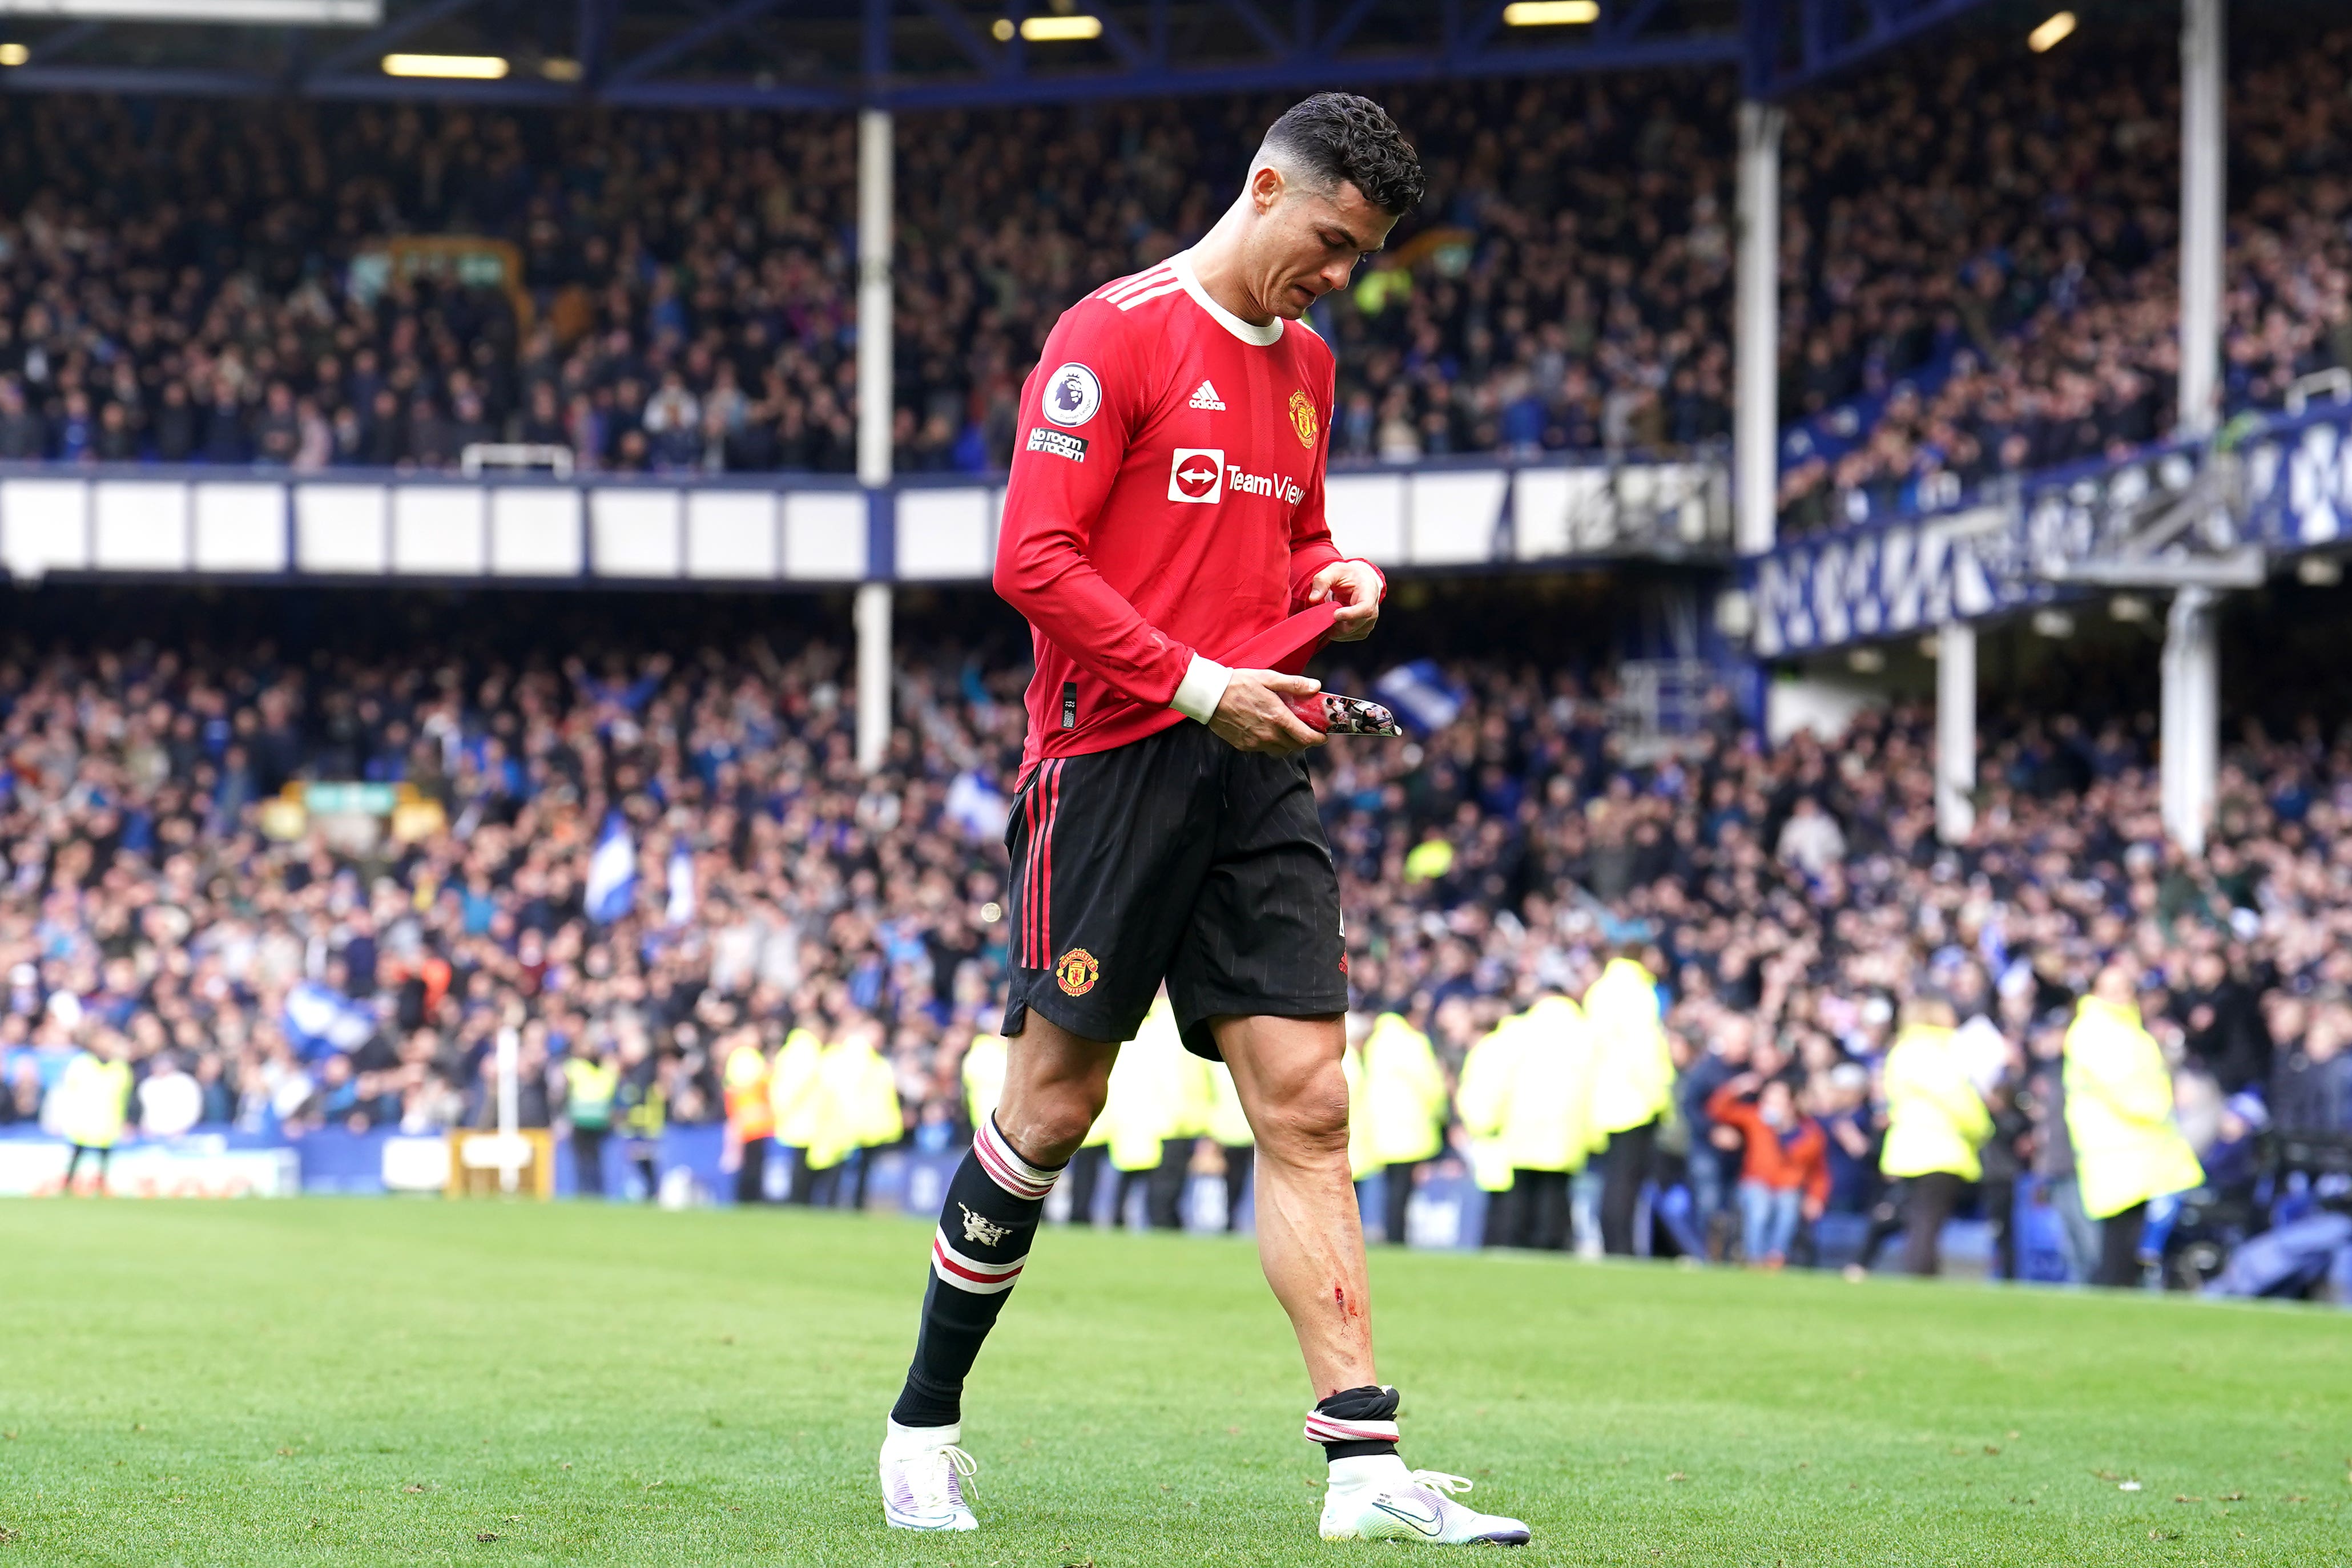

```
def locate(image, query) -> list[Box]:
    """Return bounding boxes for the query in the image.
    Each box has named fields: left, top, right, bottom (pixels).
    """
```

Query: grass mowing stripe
left=0, top=1200, right=2342, bottom=1565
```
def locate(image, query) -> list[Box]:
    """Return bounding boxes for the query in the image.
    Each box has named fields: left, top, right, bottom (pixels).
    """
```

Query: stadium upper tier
left=0, top=17, right=2341, bottom=531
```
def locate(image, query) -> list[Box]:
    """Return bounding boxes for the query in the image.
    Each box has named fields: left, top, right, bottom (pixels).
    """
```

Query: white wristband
left=1169, top=654, right=1233, bottom=724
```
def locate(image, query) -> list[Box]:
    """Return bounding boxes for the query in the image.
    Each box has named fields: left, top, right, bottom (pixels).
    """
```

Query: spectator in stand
left=135, top=1051, right=203, bottom=1139
left=1704, top=1070, right=1829, bottom=1268
left=1811, top=1062, right=1876, bottom=1219
left=1677, top=1010, right=1753, bottom=1257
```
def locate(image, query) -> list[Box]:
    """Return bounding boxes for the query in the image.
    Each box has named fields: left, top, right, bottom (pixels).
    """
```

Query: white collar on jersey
left=1168, top=249, right=1284, bottom=348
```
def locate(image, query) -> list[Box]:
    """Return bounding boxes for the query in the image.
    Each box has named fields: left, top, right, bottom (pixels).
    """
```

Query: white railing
left=0, top=453, right=1729, bottom=587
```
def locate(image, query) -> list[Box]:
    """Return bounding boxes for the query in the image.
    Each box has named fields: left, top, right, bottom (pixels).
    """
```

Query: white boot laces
left=913, top=1444, right=978, bottom=1509
left=1409, top=1469, right=1473, bottom=1498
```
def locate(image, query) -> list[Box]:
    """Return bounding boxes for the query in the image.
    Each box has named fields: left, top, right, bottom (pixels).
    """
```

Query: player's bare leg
left=880, top=1012, right=1112, bottom=1530
left=993, top=1015, right=1118, bottom=1170
left=1211, top=1013, right=1375, bottom=1392
left=1217, top=1012, right=1529, bottom=1546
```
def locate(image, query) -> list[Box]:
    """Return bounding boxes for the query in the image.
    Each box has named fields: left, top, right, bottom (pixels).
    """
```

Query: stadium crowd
left=0, top=19, right=2343, bottom=526
left=2, top=604, right=2346, bottom=1289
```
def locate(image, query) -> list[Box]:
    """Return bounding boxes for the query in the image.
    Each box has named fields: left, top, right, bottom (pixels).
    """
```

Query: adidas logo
left=1187, top=380, right=1226, bottom=411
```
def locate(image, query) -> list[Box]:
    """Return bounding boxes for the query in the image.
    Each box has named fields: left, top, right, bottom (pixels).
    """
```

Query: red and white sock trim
left=931, top=1230, right=1026, bottom=1296
left=1303, top=1413, right=1401, bottom=1446
left=973, top=1116, right=1060, bottom=1201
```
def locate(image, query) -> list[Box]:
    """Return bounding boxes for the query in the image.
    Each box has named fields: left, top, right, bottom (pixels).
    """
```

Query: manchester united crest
left=1054, top=948, right=1100, bottom=997
left=1287, top=389, right=1318, bottom=449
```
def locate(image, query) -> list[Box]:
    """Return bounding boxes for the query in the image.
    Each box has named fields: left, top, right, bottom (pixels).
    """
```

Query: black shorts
left=1002, top=719, right=1348, bottom=1059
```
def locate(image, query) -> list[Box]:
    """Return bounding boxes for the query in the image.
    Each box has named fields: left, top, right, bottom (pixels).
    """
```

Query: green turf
left=0, top=1201, right=2345, bottom=1566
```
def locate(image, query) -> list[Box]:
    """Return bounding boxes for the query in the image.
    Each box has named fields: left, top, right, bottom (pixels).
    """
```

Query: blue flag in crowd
left=1374, top=660, right=1464, bottom=737
left=586, top=812, right=637, bottom=925
left=283, top=978, right=376, bottom=1062
left=665, top=840, right=695, bottom=928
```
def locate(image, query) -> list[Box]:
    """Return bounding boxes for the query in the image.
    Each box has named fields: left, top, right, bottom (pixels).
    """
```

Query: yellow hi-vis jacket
left=1585, top=957, right=1674, bottom=1135
left=54, top=1052, right=130, bottom=1149
left=804, top=1034, right=903, bottom=1172
left=1484, top=995, right=1600, bottom=1175
left=1102, top=998, right=1209, bottom=1172
left=1453, top=1017, right=1520, bottom=1192
left=2064, top=995, right=2205, bottom=1219
left=1362, top=1012, right=1447, bottom=1166
left=722, top=1041, right=776, bottom=1141
left=1879, top=1023, right=1993, bottom=1180
left=1340, top=1040, right=1380, bottom=1181
left=961, top=1032, right=1008, bottom=1133
left=768, top=1027, right=825, bottom=1149
left=1204, top=1059, right=1254, bottom=1148
left=563, top=1057, right=618, bottom=1131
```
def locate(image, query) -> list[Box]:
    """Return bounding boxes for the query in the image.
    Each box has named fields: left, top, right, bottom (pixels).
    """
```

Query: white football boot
left=879, top=1418, right=979, bottom=1531
left=1318, top=1456, right=1531, bottom=1546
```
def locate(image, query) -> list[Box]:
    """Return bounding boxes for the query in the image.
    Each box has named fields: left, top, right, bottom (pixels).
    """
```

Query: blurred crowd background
left=0, top=16, right=2343, bottom=529
left=6, top=586, right=2349, bottom=1293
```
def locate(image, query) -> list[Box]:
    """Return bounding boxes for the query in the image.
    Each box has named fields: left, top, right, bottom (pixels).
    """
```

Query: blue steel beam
left=1608, top=0, right=1673, bottom=41
left=1218, top=0, right=1288, bottom=58
left=1746, top=0, right=2000, bottom=99
left=597, top=76, right=853, bottom=107
left=309, top=72, right=586, bottom=101
left=605, top=0, right=790, bottom=84
left=1315, top=0, right=1384, bottom=56
left=1075, top=3, right=1148, bottom=68
left=909, top=0, right=1000, bottom=74
left=863, top=0, right=887, bottom=84
left=302, top=0, right=490, bottom=82
left=21, top=20, right=106, bottom=64
left=0, top=30, right=1741, bottom=112
left=574, top=0, right=613, bottom=86
left=0, top=0, right=1745, bottom=111
left=874, top=32, right=1743, bottom=110
left=0, top=64, right=273, bottom=96
left=1455, top=0, right=1510, bottom=56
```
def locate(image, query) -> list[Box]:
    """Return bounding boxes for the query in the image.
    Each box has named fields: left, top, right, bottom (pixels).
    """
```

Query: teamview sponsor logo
left=1026, top=427, right=1088, bottom=462
left=1226, top=465, right=1304, bottom=504
left=1169, top=447, right=1225, bottom=503
left=1167, top=448, right=1300, bottom=505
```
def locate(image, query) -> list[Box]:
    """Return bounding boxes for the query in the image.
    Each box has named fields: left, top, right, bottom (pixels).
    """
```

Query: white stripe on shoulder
left=1098, top=265, right=1176, bottom=304
left=1113, top=279, right=1188, bottom=313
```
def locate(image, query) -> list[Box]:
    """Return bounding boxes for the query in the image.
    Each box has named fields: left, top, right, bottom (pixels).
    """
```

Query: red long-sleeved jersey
left=992, top=249, right=1367, bottom=776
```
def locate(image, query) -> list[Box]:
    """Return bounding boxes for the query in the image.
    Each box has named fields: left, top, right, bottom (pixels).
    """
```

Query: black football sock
left=889, top=1115, right=1062, bottom=1429
left=1305, top=1384, right=1403, bottom=1462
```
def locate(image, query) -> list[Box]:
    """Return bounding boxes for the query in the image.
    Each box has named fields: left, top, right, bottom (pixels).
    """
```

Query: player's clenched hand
left=1305, top=560, right=1383, bottom=643
left=1208, top=670, right=1326, bottom=755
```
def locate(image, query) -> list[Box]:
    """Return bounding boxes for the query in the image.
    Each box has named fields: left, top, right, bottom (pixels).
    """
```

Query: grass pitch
left=0, top=1201, right=2345, bottom=1566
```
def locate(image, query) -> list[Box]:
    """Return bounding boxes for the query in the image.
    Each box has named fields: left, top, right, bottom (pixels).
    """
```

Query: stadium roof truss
left=1739, top=0, right=1999, bottom=99
left=0, top=0, right=1765, bottom=110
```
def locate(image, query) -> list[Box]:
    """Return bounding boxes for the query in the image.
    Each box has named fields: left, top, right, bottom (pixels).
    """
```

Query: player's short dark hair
left=1260, top=92, right=1425, bottom=217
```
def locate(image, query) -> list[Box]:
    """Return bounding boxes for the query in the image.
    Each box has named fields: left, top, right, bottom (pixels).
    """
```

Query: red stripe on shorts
left=1021, top=770, right=1044, bottom=966
left=1037, top=760, right=1062, bottom=967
